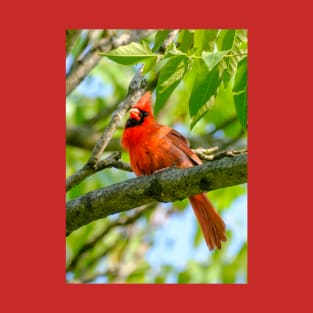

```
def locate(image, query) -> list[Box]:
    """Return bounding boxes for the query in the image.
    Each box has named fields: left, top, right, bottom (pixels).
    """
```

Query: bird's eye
left=142, top=111, right=149, bottom=118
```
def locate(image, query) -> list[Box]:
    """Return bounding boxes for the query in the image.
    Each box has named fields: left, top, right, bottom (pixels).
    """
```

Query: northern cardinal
left=122, top=92, right=226, bottom=250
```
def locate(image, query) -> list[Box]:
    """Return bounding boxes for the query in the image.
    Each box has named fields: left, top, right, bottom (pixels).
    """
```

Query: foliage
left=66, top=29, right=248, bottom=284
left=100, top=29, right=247, bottom=130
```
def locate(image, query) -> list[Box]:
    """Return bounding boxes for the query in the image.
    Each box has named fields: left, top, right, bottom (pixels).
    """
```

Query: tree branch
left=66, top=68, right=146, bottom=191
left=66, top=152, right=247, bottom=236
left=86, top=68, right=146, bottom=168
left=66, top=30, right=81, bottom=54
left=66, top=36, right=112, bottom=96
left=66, top=152, right=125, bottom=192
left=66, top=30, right=153, bottom=97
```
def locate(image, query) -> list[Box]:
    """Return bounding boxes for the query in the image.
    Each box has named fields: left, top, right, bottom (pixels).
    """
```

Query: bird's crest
left=132, top=91, right=153, bottom=116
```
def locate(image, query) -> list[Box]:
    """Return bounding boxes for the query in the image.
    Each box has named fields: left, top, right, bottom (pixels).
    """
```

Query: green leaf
left=163, top=45, right=184, bottom=58
left=71, top=31, right=88, bottom=59
left=194, top=30, right=206, bottom=56
left=233, top=92, right=247, bottom=130
left=189, top=60, right=221, bottom=129
left=233, top=56, right=247, bottom=130
left=217, top=29, right=236, bottom=50
left=152, top=29, right=171, bottom=52
left=99, top=42, right=157, bottom=65
left=190, top=97, right=215, bottom=130
left=205, top=29, right=219, bottom=51
left=178, top=270, right=191, bottom=283
left=194, top=30, right=219, bottom=55
left=154, top=55, right=188, bottom=114
left=202, top=50, right=229, bottom=71
left=177, top=29, right=194, bottom=53
left=142, top=56, right=157, bottom=74
left=233, top=56, right=247, bottom=93
left=217, top=29, right=247, bottom=87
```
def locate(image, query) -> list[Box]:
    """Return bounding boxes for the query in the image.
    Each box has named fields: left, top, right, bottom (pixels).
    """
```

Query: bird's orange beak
left=129, top=108, right=141, bottom=121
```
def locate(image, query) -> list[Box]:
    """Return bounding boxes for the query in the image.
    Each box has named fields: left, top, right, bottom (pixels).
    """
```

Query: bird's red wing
left=166, top=129, right=202, bottom=166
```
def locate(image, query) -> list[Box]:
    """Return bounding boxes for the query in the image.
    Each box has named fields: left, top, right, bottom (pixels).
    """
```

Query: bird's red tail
left=189, top=194, right=226, bottom=250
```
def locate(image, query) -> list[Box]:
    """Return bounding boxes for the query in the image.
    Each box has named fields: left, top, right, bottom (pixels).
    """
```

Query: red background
left=1, top=1, right=311, bottom=312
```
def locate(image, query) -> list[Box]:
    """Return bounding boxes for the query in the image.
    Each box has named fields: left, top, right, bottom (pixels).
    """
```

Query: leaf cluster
left=100, top=29, right=247, bottom=130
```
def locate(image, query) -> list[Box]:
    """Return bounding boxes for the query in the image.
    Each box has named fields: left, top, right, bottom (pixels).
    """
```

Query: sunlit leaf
left=99, top=42, right=157, bottom=65
left=71, top=30, right=88, bottom=59
left=217, top=29, right=247, bottom=87
left=154, top=55, right=188, bottom=114
left=189, top=60, right=221, bottom=129
left=177, top=29, right=194, bottom=53
left=233, top=56, right=247, bottom=130
left=152, top=29, right=171, bottom=52
left=233, top=56, right=247, bottom=93
left=202, top=50, right=229, bottom=71
left=194, top=29, right=219, bottom=55
left=217, top=29, right=236, bottom=50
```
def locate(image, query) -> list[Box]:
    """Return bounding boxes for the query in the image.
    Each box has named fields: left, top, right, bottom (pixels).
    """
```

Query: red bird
left=122, top=92, right=226, bottom=250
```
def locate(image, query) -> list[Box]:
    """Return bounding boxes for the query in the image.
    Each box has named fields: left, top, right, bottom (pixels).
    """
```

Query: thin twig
left=66, top=152, right=122, bottom=192
left=163, top=30, right=179, bottom=49
left=110, top=160, right=132, bottom=172
left=192, top=146, right=219, bottom=160
left=87, top=68, right=146, bottom=169
left=66, top=68, right=147, bottom=192
left=66, top=36, right=112, bottom=96
left=66, top=30, right=81, bottom=54
left=66, top=30, right=153, bottom=96
left=212, top=148, right=247, bottom=159
left=193, top=146, right=247, bottom=161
